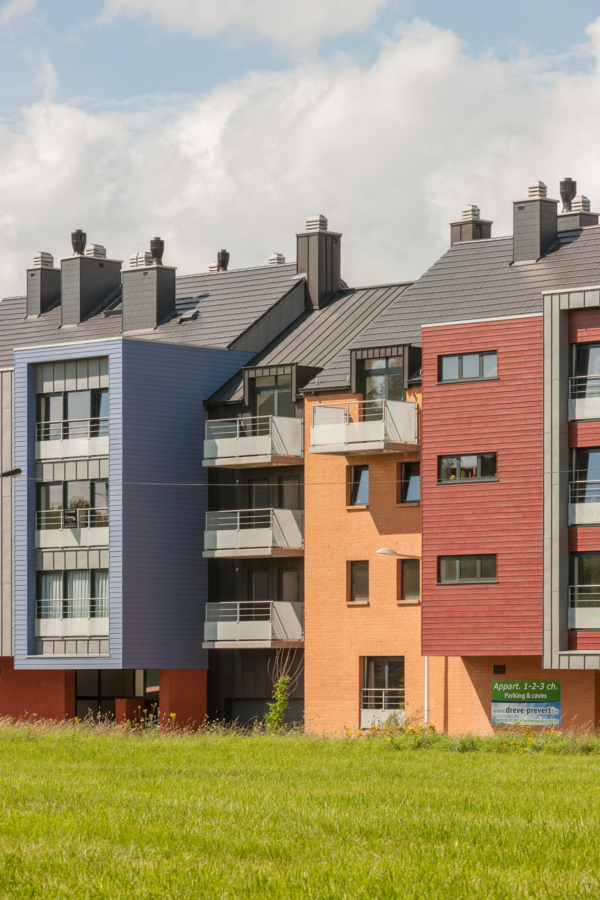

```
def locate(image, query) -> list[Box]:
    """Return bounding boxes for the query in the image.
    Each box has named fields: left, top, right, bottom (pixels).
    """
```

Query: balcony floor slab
left=202, top=640, right=304, bottom=649
left=203, top=455, right=304, bottom=468
left=309, top=441, right=420, bottom=455
left=203, top=548, right=304, bottom=558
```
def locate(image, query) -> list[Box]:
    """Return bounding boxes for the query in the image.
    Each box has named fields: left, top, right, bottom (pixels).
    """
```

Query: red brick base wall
left=0, top=657, right=75, bottom=721
left=159, top=669, right=207, bottom=729
left=115, top=698, right=144, bottom=723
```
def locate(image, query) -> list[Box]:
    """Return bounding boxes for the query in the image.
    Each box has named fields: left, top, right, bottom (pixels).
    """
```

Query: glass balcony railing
left=204, top=601, right=304, bottom=644
left=568, top=376, right=600, bottom=420
left=569, top=585, right=600, bottom=629
left=310, top=399, right=418, bottom=454
left=204, top=508, right=304, bottom=556
left=359, top=687, right=405, bottom=729
left=568, top=482, right=600, bottom=525
left=35, top=598, right=109, bottom=638
left=204, top=415, right=303, bottom=466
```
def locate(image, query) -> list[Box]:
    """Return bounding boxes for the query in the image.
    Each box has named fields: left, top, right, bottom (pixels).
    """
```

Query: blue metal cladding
left=120, top=340, right=252, bottom=669
left=13, top=337, right=252, bottom=670
left=14, top=339, right=124, bottom=670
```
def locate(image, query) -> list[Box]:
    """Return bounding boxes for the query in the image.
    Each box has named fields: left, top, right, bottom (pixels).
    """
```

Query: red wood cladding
left=421, top=316, right=543, bottom=656
left=569, top=527, right=600, bottom=551
left=569, top=422, right=600, bottom=446
left=569, top=308, right=600, bottom=344
left=568, top=631, right=600, bottom=650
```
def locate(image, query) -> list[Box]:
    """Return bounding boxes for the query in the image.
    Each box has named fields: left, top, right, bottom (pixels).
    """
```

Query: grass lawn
left=0, top=728, right=599, bottom=898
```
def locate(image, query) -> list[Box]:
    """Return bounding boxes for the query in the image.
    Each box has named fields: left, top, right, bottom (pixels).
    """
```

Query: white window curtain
left=40, top=572, right=62, bottom=599
left=66, top=570, right=90, bottom=618
left=93, top=570, right=109, bottom=598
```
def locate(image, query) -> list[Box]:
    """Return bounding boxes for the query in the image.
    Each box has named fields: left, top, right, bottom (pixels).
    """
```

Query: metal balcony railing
left=569, top=376, right=600, bottom=399
left=36, top=508, right=109, bottom=530
left=204, top=508, right=304, bottom=552
left=36, top=598, right=109, bottom=620
left=568, top=585, right=600, bottom=630
left=570, top=481, right=600, bottom=503
left=311, top=399, right=417, bottom=448
left=204, top=601, right=304, bottom=642
left=36, top=417, right=109, bottom=442
left=204, top=415, right=303, bottom=462
left=361, top=688, right=405, bottom=710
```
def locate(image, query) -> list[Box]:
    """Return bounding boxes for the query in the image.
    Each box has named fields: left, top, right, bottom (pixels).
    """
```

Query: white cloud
left=98, top=0, right=390, bottom=50
left=0, top=0, right=34, bottom=26
left=2, top=18, right=600, bottom=298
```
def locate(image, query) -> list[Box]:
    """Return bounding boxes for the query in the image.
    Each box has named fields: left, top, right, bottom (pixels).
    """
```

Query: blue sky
left=1, top=1, right=600, bottom=296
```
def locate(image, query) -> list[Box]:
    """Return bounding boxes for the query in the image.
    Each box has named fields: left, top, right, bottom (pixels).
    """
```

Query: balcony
left=310, top=400, right=418, bottom=455
left=35, top=598, right=108, bottom=638
left=569, top=586, right=600, bottom=629
left=203, top=508, right=304, bottom=558
left=202, top=601, right=304, bottom=648
left=35, top=417, right=109, bottom=460
left=203, top=415, right=303, bottom=467
left=360, top=688, right=405, bottom=729
left=568, top=376, right=600, bottom=421
left=35, top=508, right=109, bottom=549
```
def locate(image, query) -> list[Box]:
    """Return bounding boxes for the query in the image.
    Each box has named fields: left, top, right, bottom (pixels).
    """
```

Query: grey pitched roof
left=0, top=263, right=302, bottom=368
left=305, top=226, right=600, bottom=391
left=206, top=281, right=411, bottom=403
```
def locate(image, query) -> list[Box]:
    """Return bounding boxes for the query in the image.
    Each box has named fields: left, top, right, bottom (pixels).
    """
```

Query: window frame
left=349, top=465, right=369, bottom=506
left=349, top=560, right=369, bottom=602
left=400, top=559, right=420, bottom=601
left=398, top=461, right=420, bottom=503
left=363, top=355, right=405, bottom=403
left=437, top=453, right=498, bottom=483
left=437, top=554, right=497, bottom=584
left=438, top=352, right=498, bottom=384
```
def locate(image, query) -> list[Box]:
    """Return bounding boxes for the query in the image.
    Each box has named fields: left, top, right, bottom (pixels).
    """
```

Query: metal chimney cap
left=528, top=181, right=547, bottom=199
left=33, top=251, right=54, bottom=269
left=217, top=249, right=230, bottom=271
left=85, top=244, right=106, bottom=259
left=150, top=237, right=164, bottom=266
left=268, top=253, right=286, bottom=266
left=305, top=215, right=328, bottom=233
left=571, top=194, right=591, bottom=213
left=462, top=205, right=480, bottom=221
left=560, top=177, right=577, bottom=212
left=71, top=229, right=86, bottom=256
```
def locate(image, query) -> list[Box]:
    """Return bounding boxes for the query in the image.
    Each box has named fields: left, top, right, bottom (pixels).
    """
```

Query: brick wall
left=0, top=656, right=75, bottom=720
left=304, top=392, right=423, bottom=734
left=159, top=669, right=207, bottom=728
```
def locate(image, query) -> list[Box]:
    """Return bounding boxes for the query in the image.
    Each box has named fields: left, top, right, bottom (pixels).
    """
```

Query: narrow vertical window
left=350, top=561, right=369, bottom=601
left=350, top=466, right=369, bottom=505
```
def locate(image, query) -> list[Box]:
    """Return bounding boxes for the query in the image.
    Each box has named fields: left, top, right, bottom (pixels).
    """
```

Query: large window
left=438, top=555, right=497, bottom=583
left=278, top=476, right=299, bottom=509
left=439, top=352, right=497, bottom=383
left=37, top=389, right=109, bottom=440
left=37, top=480, right=109, bottom=528
left=399, top=462, right=420, bottom=502
left=255, top=375, right=294, bottom=418
left=439, top=453, right=497, bottom=482
left=36, top=569, right=108, bottom=619
left=364, top=357, right=404, bottom=402
left=350, top=561, right=369, bottom=601
left=401, top=560, right=420, bottom=600
left=278, top=568, right=299, bottom=602
left=362, top=657, right=405, bottom=710
left=570, top=552, right=600, bottom=608
left=350, top=466, right=369, bottom=505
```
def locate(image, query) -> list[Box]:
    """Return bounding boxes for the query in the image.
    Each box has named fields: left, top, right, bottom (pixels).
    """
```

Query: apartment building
left=3, top=177, right=600, bottom=733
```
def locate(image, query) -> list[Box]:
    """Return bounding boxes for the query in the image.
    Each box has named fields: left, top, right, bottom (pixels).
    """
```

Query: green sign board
left=491, top=680, right=561, bottom=726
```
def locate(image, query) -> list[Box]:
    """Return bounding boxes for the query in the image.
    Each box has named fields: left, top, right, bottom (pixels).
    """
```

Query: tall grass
left=0, top=718, right=599, bottom=898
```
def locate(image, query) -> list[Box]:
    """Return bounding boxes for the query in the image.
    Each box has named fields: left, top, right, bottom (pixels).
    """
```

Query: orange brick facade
left=304, top=392, right=424, bottom=733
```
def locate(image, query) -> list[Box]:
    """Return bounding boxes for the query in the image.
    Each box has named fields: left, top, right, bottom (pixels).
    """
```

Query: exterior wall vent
left=268, top=253, right=286, bottom=266
left=85, top=244, right=107, bottom=259
left=208, top=261, right=218, bottom=273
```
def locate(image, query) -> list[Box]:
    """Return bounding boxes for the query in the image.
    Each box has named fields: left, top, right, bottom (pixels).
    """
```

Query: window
left=37, top=480, right=109, bottom=529
left=439, top=352, right=497, bottom=382
left=37, top=389, right=109, bottom=440
left=36, top=569, right=108, bottom=619
left=247, top=569, right=269, bottom=602
left=399, top=462, right=420, bottom=502
left=248, top=477, right=269, bottom=510
left=362, top=657, right=405, bottom=709
left=575, top=343, right=600, bottom=378
left=401, top=560, right=420, bottom=600
left=278, top=476, right=299, bottom=509
left=439, top=453, right=497, bottom=482
left=493, top=665, right=506, bottom=675
left=364, top=357, right=404, bottom=402
left=278, top=568, right=299, bottom=602
left=350, top=466, right=369, bottom=505
left=350, top=561, right=369, bottom=601
left=438, top=555, right=497, bottom=583
left=255, top=374, right=294, bottom=418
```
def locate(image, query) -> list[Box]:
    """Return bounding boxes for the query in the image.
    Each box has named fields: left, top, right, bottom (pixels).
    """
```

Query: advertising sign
left=63, top=510, right=78, bottom=529
left=491, top=680, right=561, bottom=726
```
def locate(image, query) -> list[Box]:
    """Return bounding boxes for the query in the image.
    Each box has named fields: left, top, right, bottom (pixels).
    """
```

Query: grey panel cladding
left=513, top=198, right=557, bottom=262
left=542, top=293, right=569, bottom=669
left=35, top=357, right=109, bottom=393
left=36, top=458, right=109, bottom=483
left=37, top=638, right=109, bottom=656
left=229, top=282, right=307, bottom=353
left=557, top=212, right=599, bottom=230
left=37, top=548, right=109, bottom=571
left=450, top=220, right=492, bottom=246
left=26, top=267, right=61, bottom=316
left=122, top=266, right=176, bottom=331
left=296, top=232, right=341, bottom=309
left=0, top=370, right=13, bottom=657
left=61, top=257, right=122, bottom=325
